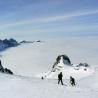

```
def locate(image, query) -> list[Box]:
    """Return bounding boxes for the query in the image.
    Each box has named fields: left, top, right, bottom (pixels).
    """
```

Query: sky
left=0, top=0, right=98, bottom=39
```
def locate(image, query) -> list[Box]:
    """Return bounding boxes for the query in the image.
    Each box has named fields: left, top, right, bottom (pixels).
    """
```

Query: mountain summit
left=40, top=55, right=93, bottom=79
left=0, top=38, right=19, bottom=51
left=53, top=55, right=71, bottom=68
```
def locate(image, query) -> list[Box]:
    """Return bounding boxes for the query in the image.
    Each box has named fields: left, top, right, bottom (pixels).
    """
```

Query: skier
left=70, top=76, right=76, bottom=86
left=58, top=72, right=63, bottom=85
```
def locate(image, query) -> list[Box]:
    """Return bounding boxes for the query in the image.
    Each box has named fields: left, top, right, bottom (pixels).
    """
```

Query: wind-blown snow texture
left=0, top=37, right=98, bottom=98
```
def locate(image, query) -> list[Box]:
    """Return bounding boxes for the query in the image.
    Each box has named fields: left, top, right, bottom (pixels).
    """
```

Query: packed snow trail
left=0, top=70, right=98, bottom=98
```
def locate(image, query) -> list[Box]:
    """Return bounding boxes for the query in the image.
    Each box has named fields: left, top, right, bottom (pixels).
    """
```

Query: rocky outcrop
left=20, top=40, right=35, bottom=44
left=20, top=40, right=43, bottom=44
left=52, top=55, right=71, bottom=68
left=77, top=63, right=89, bottom=67
left=0, top=38, right=19, bottom=51
left=0, top=60, right=13, bottom=75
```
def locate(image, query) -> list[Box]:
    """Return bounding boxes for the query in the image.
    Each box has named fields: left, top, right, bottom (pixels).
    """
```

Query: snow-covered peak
left=39, top=55, right=94, bottom=80
left=52, top=55, right=71, bottom=69
left=57, top=56, right=65, bottom=67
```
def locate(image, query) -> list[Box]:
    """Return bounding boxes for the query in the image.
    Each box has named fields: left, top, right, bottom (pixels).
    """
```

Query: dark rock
left=0, top=60, right=13, bottom=75
left=53, top=54, right=71, bottom=68
left=36, top=40, right=41, bottom=42
left=20, top=40, right=35, bottom=44
left=56, top=55, right=71, bottom=65
left=3, top=38, right=19, bottom=47
left=0, top=38, right=19, bottom=51
left=78, top=63, right=89, bottom=67
left=4, top=68, right=13, bottom=75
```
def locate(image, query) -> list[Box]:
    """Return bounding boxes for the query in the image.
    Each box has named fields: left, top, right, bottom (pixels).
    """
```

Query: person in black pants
left=70, top=76, right=76, bottom=86
left=58, top=72, right=63, bottom=85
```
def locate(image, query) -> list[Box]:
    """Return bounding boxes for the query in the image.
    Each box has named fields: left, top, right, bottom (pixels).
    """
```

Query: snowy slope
left=0, top=37, right=98, bottom=98
left=0, top=68, right=98, bottom=98
left=38, top=56, right=94, bottom=80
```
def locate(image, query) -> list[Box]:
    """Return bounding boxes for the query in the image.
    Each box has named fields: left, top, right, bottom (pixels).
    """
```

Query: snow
left=0, top=70, right=98, bottom=98
left=38, top=56, right=94, bottom=80
left=0, top=37, right=98, bottom=98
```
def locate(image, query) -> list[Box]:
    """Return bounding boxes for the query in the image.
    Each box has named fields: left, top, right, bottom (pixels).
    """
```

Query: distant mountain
left=0, top=38, right=19, bottom=51
left=20, top=40, right=43, bottom=44
left=20, top=40, right=35, bottom=44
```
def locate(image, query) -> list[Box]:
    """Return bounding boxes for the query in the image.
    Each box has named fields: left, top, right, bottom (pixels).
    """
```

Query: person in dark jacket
left=58, top=72, right=63, bottom=85
left=70, top=76, right=76, bottom=86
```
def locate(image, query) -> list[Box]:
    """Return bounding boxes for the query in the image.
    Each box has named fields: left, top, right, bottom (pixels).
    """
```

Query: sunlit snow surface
left=37, top=56, right=94, bottom=80
left=0, top=37, right=98, bottom=76
left=0, top=37, right=98, bottom=98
